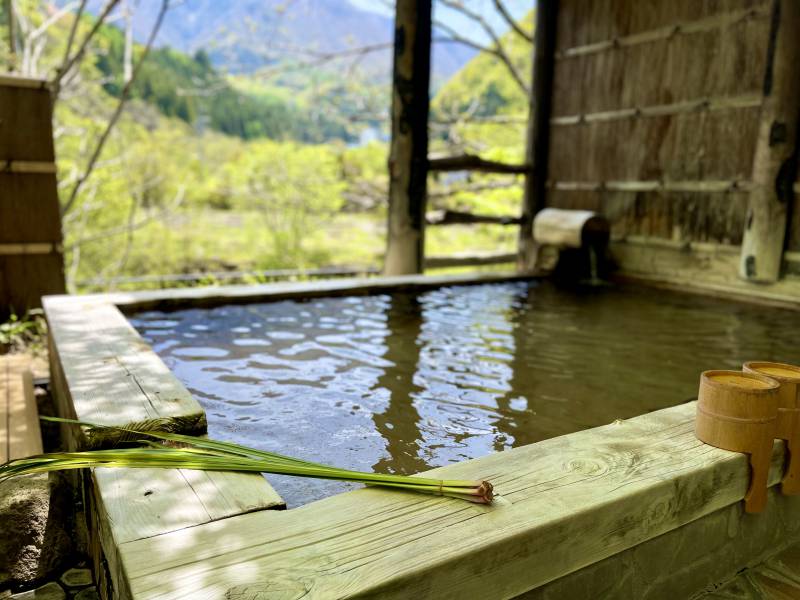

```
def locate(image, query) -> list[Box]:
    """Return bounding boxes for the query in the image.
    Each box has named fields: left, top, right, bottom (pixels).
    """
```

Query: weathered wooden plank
left=93, top=466, right=285, bottom=544
left=7, top=368, right=43, bottom=459
left=118, top=402, right=789, bottom=600
left=426, top=210, right=522, bottom=226
left=45, top=272, right=535, bottom=314
left=43, top=299, right=207, bottom=445
left=428, top=154, right=529, bottom=174
left=520, top=489, right=800, bottom=600
left=0, top=82, right=54, bottom=161
left=425, top=251, right=517, bottom=269
left=1, top=355, right=42, bottom=462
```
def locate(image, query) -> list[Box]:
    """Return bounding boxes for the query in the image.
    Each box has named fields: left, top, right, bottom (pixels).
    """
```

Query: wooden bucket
left=695, top=370, right=779, bottom=513
left=743, top=361, right=800, bottom=495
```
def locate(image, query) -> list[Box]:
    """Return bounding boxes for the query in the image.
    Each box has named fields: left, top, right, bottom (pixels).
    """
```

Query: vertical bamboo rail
left=739, top=0, right=800, bottom=283
left=384, top=0, right=432, bottom=276
left=517, top=1, right=558, bottom=272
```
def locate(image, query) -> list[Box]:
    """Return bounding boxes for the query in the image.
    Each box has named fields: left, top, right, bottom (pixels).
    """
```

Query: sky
left=348, top=0, right=534, bottom=45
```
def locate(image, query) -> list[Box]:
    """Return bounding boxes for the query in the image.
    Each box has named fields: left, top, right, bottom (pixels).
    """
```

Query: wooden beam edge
left=115, top=402, right=790, bottom=600
left=43, top=272, right=537, bottom=313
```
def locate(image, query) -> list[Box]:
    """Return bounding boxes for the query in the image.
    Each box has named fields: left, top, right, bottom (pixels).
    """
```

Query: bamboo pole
left=518, top=1, right=558, bottom=271
left=740, top=0, right=800, bottom=283
left=384, top=0, right=432, bottom=276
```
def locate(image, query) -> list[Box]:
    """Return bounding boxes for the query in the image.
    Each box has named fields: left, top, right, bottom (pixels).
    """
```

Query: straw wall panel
left=548, top=0, right=772, bottom=247
left=552, top=11, right=770, bottom=116
left=548, top=107, right=760, bottom=182
left=555, top=0, right=768, bottom=51
left=548, top=190, right=749, bottom=245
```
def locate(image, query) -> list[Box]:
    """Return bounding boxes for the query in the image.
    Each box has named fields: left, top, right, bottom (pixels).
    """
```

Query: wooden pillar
left=740, top=0, right=800, bottom=283
left=384, top=0, right=431, bottom=276
left=517, top=1, right=558, bottom=272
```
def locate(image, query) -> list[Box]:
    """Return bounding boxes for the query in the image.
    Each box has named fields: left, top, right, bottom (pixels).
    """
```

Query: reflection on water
left=130, top=281, right=800, bottom=507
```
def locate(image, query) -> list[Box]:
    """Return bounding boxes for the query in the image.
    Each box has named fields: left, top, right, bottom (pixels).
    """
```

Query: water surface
left=130, top=281, right=800, bottom=506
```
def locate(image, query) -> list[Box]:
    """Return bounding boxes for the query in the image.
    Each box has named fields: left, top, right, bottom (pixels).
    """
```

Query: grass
left=0, top=417, right=494, bottom=504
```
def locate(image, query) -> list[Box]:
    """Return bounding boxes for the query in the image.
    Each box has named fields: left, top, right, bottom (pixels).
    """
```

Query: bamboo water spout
left=743, top=361, right=800, bottom=495
left=695, top=370, right=780, bottom=513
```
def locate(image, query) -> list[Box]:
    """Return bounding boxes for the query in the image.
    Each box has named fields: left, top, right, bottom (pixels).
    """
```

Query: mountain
left=92, top=22, right=354, bottom=142
left=129, top=0, right=475, bottom=84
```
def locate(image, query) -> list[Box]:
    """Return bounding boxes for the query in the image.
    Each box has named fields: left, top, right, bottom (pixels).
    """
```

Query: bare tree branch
left=52, top=0, right=122, bottom=98
left=436, top=0, right=529, bottom=96
left=60, top=0, right=88, bottom=69
left=4, top=0, right=16, bottom=70
left=61, top=0, right=170, bottom=217
left=492, top=0, right=533, bottom=43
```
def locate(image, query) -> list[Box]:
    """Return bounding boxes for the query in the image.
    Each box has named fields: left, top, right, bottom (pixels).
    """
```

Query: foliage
left=91, top=20, right=355, bottom=143
left=0, top=417, right=495, bottom=504
left=6, top=1, right=534, bottom=292
left=0, top=310, right=47, bottom=355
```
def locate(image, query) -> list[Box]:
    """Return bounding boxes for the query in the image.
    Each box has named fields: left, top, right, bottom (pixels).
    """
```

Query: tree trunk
left=739, top=0, right=800, bottom=283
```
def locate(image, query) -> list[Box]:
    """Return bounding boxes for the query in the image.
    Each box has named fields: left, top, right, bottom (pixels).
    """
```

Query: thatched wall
left=547, top=0, right=773, bottom=248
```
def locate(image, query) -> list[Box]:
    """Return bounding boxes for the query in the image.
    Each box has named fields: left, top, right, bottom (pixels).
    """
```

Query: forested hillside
left=94, top=22, right=356, bottom=142
left=1, top=2, right=533, bottom=292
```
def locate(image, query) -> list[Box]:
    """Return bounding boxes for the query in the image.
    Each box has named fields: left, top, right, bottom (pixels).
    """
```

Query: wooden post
left=0, top=76, right=66, bottom=316
left=739, top=0, right=800, bottom=283
left=517, top=1, right=558, bottom=272
left=384, top=0, right=431, bottom=276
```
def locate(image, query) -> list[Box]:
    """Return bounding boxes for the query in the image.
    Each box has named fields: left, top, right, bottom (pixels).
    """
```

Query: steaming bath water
left=130, top=281, right=800, bottom=506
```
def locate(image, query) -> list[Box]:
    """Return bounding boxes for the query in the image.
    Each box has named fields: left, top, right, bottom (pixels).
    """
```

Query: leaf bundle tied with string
left=0, top=417, right=494, bottom=504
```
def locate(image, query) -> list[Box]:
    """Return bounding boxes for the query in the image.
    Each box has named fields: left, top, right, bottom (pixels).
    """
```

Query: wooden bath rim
left=42, top=272, right=800, bottom=600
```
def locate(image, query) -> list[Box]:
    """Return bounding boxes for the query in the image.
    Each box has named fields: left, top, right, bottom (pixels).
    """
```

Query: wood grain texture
left=0, top=81, right=65, bottom=313
left=1, top=355, right=43, bottom=463
left=547, top=0, right=772, bottom=255
left=0, top=173, right=62, bottom=243
left=0, top=254, right=65, bottom=314
left=43, top=299, right=207, bottom=445
left=0, top=84, right=54, bottom=161
left=739, top=0, right=800, bottom=282
left=93, top=466, right=285, bottom=544
left=118, top=402, right=790, bottom=600
left=518, top=489, right=800, bottom=600
left=695, top=370, right=779, bottom=512
left=45, top=272, right=535, bottom=314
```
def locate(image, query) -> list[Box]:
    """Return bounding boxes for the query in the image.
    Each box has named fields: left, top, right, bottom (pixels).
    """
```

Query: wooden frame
left=43, top=272, right=799, bottom=599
